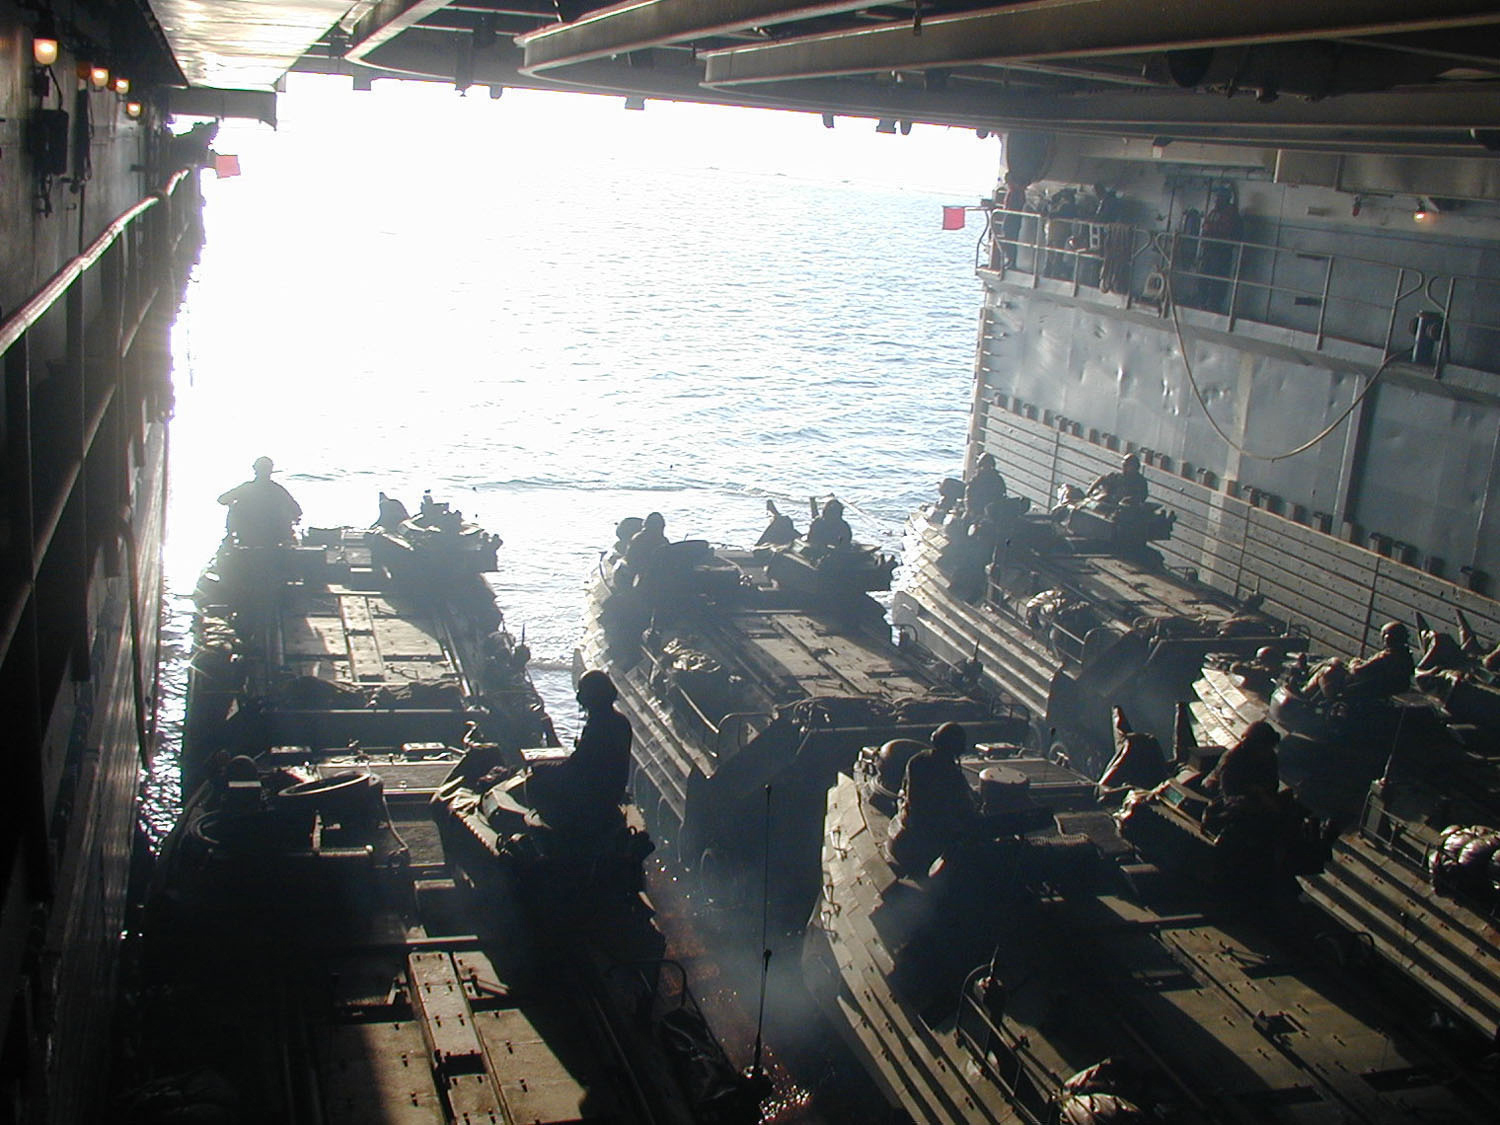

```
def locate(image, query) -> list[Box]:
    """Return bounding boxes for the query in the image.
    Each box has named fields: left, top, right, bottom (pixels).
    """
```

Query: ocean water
left=145, top=75, right=1001, bottom=835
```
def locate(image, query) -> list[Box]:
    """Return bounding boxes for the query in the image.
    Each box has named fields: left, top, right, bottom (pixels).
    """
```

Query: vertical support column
left=2, top=334, right=51, bottom=899
left=96, top=245, right=127, bottom=576
left=966, top=301, right=994, bottom=472
left=62, top=286, right=90, bottom=682
left=1045, top=428, right=1061, bottom=509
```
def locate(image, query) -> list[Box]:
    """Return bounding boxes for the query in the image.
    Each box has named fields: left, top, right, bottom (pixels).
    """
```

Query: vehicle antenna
left=750, top=783, right=773, bottom=1080
left=1378, top=700, right=1410, bottom=785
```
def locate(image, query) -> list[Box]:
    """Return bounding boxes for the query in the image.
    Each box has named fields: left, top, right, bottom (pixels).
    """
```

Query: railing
left=953, top=964, right=1054, bottom=1125
left=0, top=169, right=194, bottom=356
left=980, top=207, right=1500, bottom=380
left=2, top=165, right=200, bottom=743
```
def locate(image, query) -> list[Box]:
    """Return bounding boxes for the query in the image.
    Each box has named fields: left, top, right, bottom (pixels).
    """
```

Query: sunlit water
left=144, top=78, right=1000, bottom=840
left=136, top=75, right=1000, bottom=1124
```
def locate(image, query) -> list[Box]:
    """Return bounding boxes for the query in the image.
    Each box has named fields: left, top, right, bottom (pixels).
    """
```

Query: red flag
left=213, top=153, right=241, bottom=178
left=942, top=205, right=967, bottom=230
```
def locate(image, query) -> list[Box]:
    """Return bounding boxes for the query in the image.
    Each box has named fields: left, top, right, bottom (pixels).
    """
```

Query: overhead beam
left=345, top=0, right=457, bottom=64
left=518, top=0, right=875, bottom=72
left=701, top=0, right=1500, bottom=85
left=367, top=32, right=1500, bottom=155
left=963, top=85, right=1500, bottom=131
left=735, top=73, right=1500, bottom=135
left=164, top=86, right=279, bottom=128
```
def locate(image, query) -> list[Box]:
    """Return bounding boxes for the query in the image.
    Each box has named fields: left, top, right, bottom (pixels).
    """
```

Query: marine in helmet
left=374, top=491, right=410, bottom=533
left=1086, top=454, right=1148, bottom=509
left=756, top=500, right=799, bottom=547
left=886, top=721, right=976, bottom=875
left=1303, top=621, right=1415, bottom=702
left=217, top=456, right=302, bottom=547
left=1203, top=720, right=1281, bottom=801
left=612, top=516, right=644, bottom=556
left=529, top=670, right=634, bottom=828
left=963, top=453, right=1008, bottom=520
left=1226, top=645, right=1284, bottom=691
left=568, top=670, right=633, bottom=812
left=625, top=511, right=668, bottom=572
left=806, top=496, right=853, bottom=551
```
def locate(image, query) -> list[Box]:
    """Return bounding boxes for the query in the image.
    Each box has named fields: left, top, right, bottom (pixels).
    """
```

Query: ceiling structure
left=147, top=1, right=1500, bottom=159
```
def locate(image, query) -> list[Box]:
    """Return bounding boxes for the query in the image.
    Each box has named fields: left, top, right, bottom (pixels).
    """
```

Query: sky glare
left=206, top=73, right=1004, bottom=200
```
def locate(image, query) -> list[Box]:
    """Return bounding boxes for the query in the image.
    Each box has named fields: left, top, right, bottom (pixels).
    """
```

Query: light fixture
left=623, top=95, right=645, bottom=111
left=125, top=101, right=142, bottom=119
left=113, top=76, right=130, bottom=95
left=91, top=65, right=110, bottom=90
left=899, top=120, right=912, bottom=135
left=31, top=18, right=57, bottom=98
left=875, top=119, right=897, bottom=134
left=822, top=113, right=835, bottom=129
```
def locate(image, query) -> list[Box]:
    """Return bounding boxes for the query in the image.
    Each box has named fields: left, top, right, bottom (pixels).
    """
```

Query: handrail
left=977, top=203, right=1500, bottom=379
left=0, top=166, right=198, bottom=669
left=0, top=168, right=194, bottom=357
left=714, top=710, right=769, bottom=757
left=953, top=964, right=1052, bottom=1125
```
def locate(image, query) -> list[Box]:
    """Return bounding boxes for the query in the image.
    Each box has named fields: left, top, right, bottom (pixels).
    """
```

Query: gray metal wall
left=979, top=285, right=1500, bottom=580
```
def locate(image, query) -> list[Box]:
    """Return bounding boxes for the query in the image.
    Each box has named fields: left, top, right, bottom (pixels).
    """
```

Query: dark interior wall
left=1, top=1, right=152, bottom=322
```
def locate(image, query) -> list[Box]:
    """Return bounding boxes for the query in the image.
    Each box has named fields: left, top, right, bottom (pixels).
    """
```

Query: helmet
left=252, top=456, right=274, bottom=475
left=643, top=511, right=665, bottom=532
left=1380, top=621, right=1410, bottom=646
left=823, top=498, right=844, bottom=516
left=931, top=721, right=967, bottom=756
left=1121, top=454, right=1140, bottom=471
left=1254, top=646, right=1278, bottom=663
left=1237, top=720, right=1281, bottom=753
left=873, top=739, right=926, bottom=796
left=576, top=669, right=618, bottom=708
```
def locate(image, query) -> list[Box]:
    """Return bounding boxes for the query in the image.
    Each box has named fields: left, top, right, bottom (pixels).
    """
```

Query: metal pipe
left=1315, top=255, right=1334, bottom=351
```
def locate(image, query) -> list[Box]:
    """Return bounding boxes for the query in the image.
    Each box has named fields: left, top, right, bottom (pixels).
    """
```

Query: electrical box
left=26, top=109, right=69, bottom=177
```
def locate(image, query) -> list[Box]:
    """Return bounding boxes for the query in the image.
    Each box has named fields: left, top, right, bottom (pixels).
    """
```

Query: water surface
left=147, top=75, right=1001, bottom=837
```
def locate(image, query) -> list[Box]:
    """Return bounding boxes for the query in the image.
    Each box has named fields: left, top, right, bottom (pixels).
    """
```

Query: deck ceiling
left=150, top=0, right=355, bottom=88
left=154, top=1, right=1500, bottom=157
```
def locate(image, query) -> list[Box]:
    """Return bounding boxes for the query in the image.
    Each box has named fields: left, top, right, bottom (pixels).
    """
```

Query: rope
left=1165, top=277, right=1400, bottom=463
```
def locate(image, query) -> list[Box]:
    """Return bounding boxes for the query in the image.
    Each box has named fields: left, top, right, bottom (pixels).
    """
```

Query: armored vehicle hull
left=804, top=744, right=1498, bottom=1123
left=895, top=502, right=1294, bottom=777
left=183, top=515, right=555, bottom=792
left=580, top=536, right=1031, bottom=919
